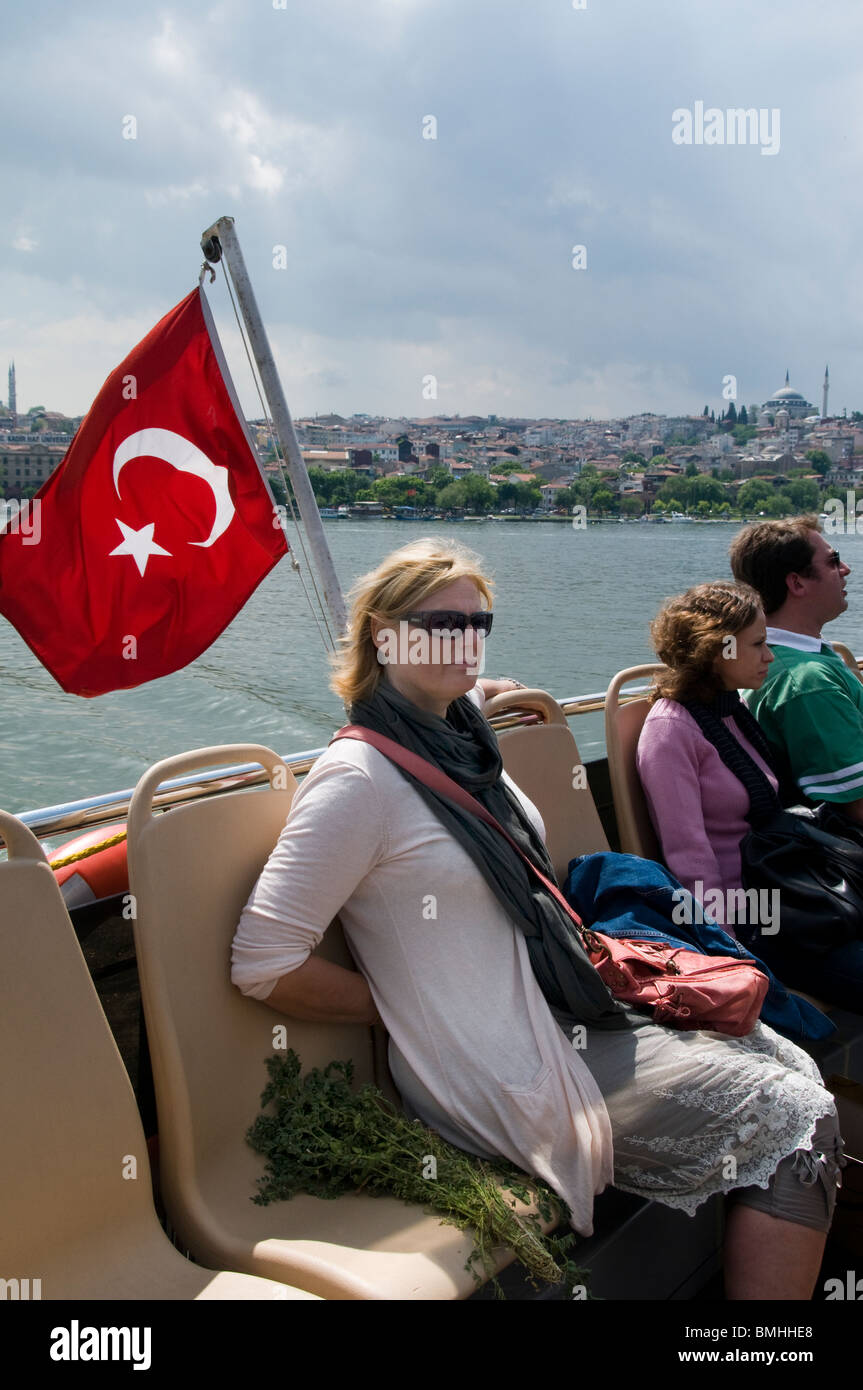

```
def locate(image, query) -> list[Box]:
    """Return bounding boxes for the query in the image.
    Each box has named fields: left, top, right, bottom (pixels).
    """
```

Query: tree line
left=265, top=449, right=848, bottom=519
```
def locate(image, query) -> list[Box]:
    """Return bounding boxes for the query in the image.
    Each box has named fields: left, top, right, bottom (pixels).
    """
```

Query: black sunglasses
left=403, top=610, right=494, bottom=636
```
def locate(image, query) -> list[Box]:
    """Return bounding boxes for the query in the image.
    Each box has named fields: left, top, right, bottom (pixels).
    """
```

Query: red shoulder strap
left=331, top=725, right=583, bottom=930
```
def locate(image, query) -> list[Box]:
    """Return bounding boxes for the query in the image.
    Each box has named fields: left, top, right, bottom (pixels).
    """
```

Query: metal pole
left=201, top=215, right=348, bottom=635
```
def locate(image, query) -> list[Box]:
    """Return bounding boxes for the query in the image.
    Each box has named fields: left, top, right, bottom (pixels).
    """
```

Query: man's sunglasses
left=403, top=610, right=494, bottom=636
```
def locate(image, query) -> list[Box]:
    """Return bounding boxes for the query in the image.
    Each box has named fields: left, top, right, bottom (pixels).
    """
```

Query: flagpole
left=201, top=215, right=348, bottom=637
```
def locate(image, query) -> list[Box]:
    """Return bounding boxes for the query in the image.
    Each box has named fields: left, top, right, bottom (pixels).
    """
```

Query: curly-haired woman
left=636, top=580, right=778, bottom=934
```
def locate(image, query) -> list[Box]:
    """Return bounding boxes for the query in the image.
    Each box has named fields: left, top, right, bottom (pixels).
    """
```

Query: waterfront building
left=0, top=440, right=67, bottom=496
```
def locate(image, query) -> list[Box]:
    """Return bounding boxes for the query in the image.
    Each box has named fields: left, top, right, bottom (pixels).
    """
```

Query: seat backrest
left=484, top=688, right=609, bottom=882
left=830, top=641, right=863, bottom=685
left=0, top=809, right=155, bottom=1278
left=604, top=665, right=665, bottom=860
left=126, top=746, right=381, bottom=1221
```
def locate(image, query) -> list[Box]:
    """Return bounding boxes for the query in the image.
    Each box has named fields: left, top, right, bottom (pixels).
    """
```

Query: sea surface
left=3, top=520, right=862, bottom=818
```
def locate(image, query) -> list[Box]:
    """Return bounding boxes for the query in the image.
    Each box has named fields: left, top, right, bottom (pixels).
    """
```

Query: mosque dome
left=762, top=372, right=814, bottom=418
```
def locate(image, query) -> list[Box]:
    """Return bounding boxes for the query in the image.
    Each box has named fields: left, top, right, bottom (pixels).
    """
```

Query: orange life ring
left=51, top=822, right=129, bottom=908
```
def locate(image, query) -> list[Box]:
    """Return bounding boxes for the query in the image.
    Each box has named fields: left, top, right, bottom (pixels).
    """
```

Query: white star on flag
left=109, top=519, right=173, bottom=577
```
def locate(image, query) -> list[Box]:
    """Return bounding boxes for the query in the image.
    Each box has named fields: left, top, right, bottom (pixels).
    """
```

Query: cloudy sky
left=2, top=0, right=862, bottom=422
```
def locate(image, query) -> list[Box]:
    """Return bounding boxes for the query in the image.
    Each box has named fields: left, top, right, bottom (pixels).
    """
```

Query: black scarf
left=349, top=679, right=632, bottom=1030
left=681, top=690, right=783, bottom=828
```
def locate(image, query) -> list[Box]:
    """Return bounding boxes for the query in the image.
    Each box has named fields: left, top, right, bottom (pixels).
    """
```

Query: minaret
left=7, top=361, right=16, bottom=423
left=785, top=368, right=790, bottom=387
left=822, top=364, right=829, bottom=420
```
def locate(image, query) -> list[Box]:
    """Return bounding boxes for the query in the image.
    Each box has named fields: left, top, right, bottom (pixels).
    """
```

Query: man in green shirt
left=729, top=515, right=863, bottom=1009
left=729, top=515, right=863, bottom=824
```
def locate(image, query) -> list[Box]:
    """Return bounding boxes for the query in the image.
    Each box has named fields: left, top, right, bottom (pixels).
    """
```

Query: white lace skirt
left=579, top=1016, right=837, bottom=1215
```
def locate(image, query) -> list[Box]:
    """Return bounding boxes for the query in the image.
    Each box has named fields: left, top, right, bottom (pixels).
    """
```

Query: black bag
left=681, top=696, right=863, bottom=956
left=741, top=805, right=863, bottom=955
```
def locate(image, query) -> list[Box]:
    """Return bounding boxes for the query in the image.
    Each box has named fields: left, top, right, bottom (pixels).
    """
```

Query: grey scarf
left=349, top=680, right=632, bottom=1030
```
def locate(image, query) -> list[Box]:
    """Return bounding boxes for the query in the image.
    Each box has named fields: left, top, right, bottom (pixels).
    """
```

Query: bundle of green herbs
left=246, top=1050, right=590, bottom=1298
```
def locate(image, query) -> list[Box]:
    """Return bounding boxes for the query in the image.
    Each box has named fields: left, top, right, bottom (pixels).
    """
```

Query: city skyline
left=3, top=363, right=855, bottom=428
left=2, top=1, right=862, bottom=422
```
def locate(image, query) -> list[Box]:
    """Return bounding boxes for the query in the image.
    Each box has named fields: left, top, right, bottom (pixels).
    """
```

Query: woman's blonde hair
left=330, top=537, right=494, bottom=708
left=649, top=580, right=763, bottom=704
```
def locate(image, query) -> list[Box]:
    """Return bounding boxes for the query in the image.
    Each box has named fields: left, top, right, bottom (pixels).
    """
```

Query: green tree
left=621, top=495, right=643, bottom=518
left=307, top=467, right=365, bottom=508
left=492, top=460, right=530, bottom=477
left=592, top=488, right=615, bottom=515
left=552, top=486, right=576, bottom=510
left=805, top=449, right=832, bottom=477
left=460, top=476, right=496, bottom=514
left=782, top=479, right=820, bottom=511
left=436, top=481, right=467, bottom=511
left=425, top=465, right=451, bottom=491
left=737, top=479, right=775, bottom=513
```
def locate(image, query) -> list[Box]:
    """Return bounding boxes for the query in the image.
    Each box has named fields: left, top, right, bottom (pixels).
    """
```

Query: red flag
left=0, top=289, right=288, bottom=696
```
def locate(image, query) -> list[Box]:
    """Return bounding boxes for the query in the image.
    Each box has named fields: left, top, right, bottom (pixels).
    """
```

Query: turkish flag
left=0, top=289, right=288, bottom=695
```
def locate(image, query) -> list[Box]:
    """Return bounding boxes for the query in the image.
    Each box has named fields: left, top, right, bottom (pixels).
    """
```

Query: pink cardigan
left=635, top=698, right=779, bottom=916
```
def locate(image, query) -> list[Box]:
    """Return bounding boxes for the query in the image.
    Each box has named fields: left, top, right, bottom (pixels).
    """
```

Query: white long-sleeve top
left=231, top=738, right=614, bottom=1234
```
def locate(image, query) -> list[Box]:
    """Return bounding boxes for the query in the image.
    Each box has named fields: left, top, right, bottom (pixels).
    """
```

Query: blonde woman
left=232, top=541, right=841, bottom=1299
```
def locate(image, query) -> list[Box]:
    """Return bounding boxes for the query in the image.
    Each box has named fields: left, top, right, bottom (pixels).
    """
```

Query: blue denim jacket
left=564, top=852, right=834, bottom=1042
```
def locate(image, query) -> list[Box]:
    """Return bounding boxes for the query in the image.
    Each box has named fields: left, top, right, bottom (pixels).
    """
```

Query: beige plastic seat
left=830, top=640, right=863, bottom=684
left=484, top=688, right=609, bottom=882
left=126, top=744, right=553, bottom=1301
left=604, top=665, right=665, bottom=860
left=0, top=808, right=317, bottom=1301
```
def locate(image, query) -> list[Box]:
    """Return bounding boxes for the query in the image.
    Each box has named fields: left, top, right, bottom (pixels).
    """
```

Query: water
left=3, top=521, right=862, bottom=815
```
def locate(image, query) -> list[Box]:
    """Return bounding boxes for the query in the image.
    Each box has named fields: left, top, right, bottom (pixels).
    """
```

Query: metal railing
left=18, top=685, right=651, bottom=841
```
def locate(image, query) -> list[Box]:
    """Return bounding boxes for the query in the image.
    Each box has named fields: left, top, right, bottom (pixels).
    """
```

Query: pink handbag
left=333, top=725, right=769, bottom=1037
left=580, top=932, right=767, bottom=1036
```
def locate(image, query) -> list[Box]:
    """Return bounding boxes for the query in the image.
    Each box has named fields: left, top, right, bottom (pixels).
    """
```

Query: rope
left=49, top=829, right=127, bottom=870
left=216, top=261, right=337, bottom=654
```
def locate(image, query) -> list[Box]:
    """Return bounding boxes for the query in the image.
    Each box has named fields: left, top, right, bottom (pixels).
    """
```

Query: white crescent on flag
left=112, top=428, right=236, bottom=548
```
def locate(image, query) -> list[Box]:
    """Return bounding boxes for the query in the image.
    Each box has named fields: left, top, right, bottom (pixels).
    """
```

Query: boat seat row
left=6, top=661, right=861, bottom=1302
left=0, top=809, right=318, bottom=1302
left=1, top=746, right=559, bottom=1303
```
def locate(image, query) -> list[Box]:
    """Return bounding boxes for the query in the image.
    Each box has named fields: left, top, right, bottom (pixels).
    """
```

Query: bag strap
left=332, top=724, right=585, bottom=932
